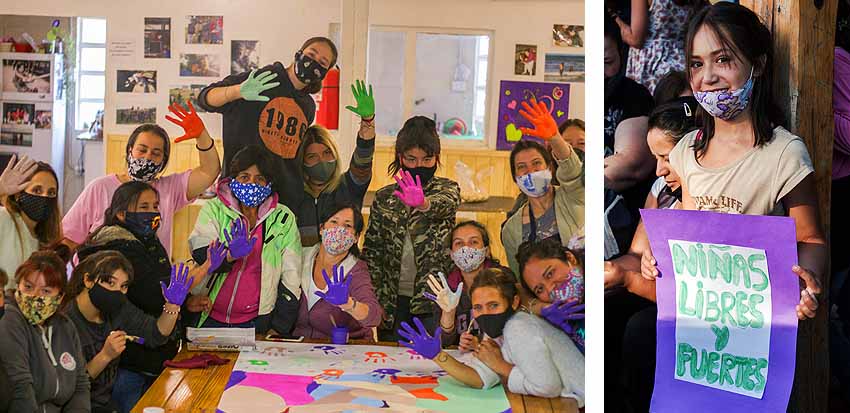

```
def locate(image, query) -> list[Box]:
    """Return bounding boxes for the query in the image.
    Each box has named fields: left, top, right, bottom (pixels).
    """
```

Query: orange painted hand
left=518, top=98, right=559, bottom=141
left=166, top=102, right=206, bottom=143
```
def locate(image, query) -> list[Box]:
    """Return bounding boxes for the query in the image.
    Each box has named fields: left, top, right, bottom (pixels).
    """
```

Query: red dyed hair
left=13, top=248, right=69, bottom=292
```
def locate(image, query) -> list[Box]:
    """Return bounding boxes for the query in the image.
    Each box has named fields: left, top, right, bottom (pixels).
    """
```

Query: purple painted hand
left=160, top=263, right=194, bottom=306
left=541, top=299, right=584, bottom=334
left=207, top=239, right=228, bottom=274
left=372, top=368, right=401, bottom=379
left=392, top=170, right=426, bottom=208
left=315, top=265, right=351, bottom=306
left=397, top=317, right=442, bottom=360
left=225, top=219, right=256, bottom=260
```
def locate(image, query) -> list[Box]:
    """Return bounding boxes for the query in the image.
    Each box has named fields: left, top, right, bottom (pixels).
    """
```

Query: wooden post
left=738, top=0, right=838, bottom=411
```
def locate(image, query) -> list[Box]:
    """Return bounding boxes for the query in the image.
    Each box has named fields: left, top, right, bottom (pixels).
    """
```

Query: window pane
left=77, top=101, right=103, bottom=129
left=80, top=47, right=105, bottom=71
left=81, top=18, right=106, bottom=44
left=413, top=33, right=489, bottom=140
left=79, top=75, right=105, bottom=99
left=476, top=58, right=488, bottom=88
left=367, top=30, right=406, bottom=137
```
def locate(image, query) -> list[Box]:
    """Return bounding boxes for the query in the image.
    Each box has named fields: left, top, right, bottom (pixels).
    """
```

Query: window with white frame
left=366, top=27, right=491, bottom=143
left=75, top=18, right=106, bottom=130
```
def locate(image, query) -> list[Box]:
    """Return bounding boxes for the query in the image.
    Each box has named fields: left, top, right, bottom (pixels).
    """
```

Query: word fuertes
left=672, top=241, right=769, bottom=394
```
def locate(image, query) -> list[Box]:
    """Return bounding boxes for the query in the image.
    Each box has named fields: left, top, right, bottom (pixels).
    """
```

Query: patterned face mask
left=229, top=180, right=272, bottom=207
left=294, top=50, right=329, bottom=85
left=15, top=290, right=62, bottom=325
left=694, top=67, right=754, bottom=121
left=127, top=155, right=162, bottom=182
left=451, top=246, right=488, bottom=273
left=321, top=225, right=357, bottom=255
left=549, top=266, right=585, bottom=304
left=515, top=169, right=552, bottom=198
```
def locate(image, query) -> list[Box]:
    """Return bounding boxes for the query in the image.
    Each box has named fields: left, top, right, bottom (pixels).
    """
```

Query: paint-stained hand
left=239, top=69, right=280, bottom=102
left=793, top=265, right=821, bottom=320
left=161, top=263, right=194, bottom=306
left=315, top=265, right=351, bottom=306
left=392, top=170, right=426, bottom=208
left=165, top=102, right=206, bottom=142
left=518, top=98, right=559, bottom=140
left=225, top=219, right=256, bottom=260
left=541, top=299, right=584, bottom=335
left=344, top=79, right=375, bottom=119
left=397, top=317, right=442, bottom=360
left=206, top=239, right=228, bottom=275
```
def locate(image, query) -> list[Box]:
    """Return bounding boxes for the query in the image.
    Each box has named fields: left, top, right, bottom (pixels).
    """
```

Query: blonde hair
left=296, top=124, right=343, bottom=196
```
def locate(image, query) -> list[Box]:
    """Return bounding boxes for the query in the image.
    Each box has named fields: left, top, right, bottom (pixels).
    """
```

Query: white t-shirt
left=0, top=207, right=39, bottom=289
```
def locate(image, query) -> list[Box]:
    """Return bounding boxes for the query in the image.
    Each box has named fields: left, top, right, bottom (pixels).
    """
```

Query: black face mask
left=475, top=306, right=515, bottom=339
left=293, top=50, right=329, bottom=85
left=402, top=165, right=438, bottom=187
left=123, top=212, right=161, bottom=238
left=88, top=282, right=127, bottom=317
left=17, top=192, right=52, bottom=222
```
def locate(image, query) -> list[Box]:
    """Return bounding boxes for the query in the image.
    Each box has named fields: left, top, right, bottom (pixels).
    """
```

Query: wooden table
left=132, top=339, right=578, bottom=413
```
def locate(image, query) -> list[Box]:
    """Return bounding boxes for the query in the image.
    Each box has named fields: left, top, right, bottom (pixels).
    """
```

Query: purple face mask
left=549, top=266, right=584, bottom=304
left=693, top=67, right=755, bottom=120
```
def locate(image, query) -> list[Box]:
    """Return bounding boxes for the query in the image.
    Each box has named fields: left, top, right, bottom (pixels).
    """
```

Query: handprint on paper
left=406, top=349, right=424, bottom=360
left=313, top=368, right=345, bottom=380
left=371, top=368, right=402, bottom=380
left=311, top=345, right=344, bottom=356
left=363, top=351, right=396, bottom=364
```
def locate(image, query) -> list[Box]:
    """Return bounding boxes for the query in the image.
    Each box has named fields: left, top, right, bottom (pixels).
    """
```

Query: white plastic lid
left=143, top=408, right=165, bottom=413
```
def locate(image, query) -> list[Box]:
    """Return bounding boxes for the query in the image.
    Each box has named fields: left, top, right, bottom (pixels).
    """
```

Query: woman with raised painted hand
left=641, top=3, right=825, bottom=322
left=187, top=145, right=302, bottom=335
left=62, top=103, right=220, bottom=257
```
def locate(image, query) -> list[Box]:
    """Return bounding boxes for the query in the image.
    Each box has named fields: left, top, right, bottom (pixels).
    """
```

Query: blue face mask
left=229, top=180, right=272, bottom=207
left=123, top=211, right=161, bottom=238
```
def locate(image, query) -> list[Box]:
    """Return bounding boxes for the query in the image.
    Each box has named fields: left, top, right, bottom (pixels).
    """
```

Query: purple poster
left=640, top=209, right=799, bottom=413
left=496, top=80, right=569, bottom=151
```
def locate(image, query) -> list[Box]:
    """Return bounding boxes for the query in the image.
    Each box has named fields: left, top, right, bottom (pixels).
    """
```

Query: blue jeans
left=111, top=368, right=155, bottom=413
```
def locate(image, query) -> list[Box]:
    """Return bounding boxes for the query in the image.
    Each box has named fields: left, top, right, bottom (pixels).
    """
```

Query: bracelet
left=196, top=140, right=215, bottom=152
left=440, top=321, right=455, bottom=331
left=162, top=304, right=180, bottom=315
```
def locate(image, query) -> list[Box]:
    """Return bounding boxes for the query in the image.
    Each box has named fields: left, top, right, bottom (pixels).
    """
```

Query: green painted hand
left=239, top=69, right=280, bottom=102
left=344, top=79, right=375, bottom=118
left=712, top=324, right=730, bottom=352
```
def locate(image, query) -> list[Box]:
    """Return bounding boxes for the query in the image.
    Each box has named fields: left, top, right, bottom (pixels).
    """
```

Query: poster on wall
left=553, top=25, right=584, bottom=48
left=117, top=70, right=157, bottom=93
left=2, top=59, right=51, bottom=94
left=231, top=40, right=260, bottom=74
left=169, top=85, right=208, bottom=112
left=2, top=102, right=35, bottom=126
left=496, top=80, right=569, bottom=151
left=544, top=53, right=584, bottom=83
left=514, top=44, right=537, bottom=76
left=144, top=17, right=171, bottom=58
left=180, top=53, right=221, bottom=77
left=35, top=110, right=52, bottom=129
left=641, top=209, right=800, bottom=413
left=116, top=106, right=156, bottom=125
left=185, top=15, right=223, bottom=44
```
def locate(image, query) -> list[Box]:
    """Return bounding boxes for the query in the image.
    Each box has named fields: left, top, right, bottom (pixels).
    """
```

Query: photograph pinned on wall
left=144, top=17, right=171, bottom=58
left=514, top=44, right=538, bottom=76
left=553, top=25, right=584, bottom=48
left=169, top=85, right=207, bottom=112
left=117, top=70, right=157, bottom=93
left=185, top=15, right=223, bottom=44
left=544, top=53, right=584, bottom=83
left=0, top=131, right=32, bottom=147
left=34, top=110, right=52, bottom=129
left=180, top=54, right=221, bottom=77
left=2, top=59, right=51, bottom=94
left=231, top=40, right=260, bottom=74
left=116, top=106, right=156, bottom=125
left=2, top=102, right=35, bottom=127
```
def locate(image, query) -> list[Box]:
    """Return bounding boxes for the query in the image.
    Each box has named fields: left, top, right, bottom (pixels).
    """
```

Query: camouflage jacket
left=362, top=176, right=460, bottom=330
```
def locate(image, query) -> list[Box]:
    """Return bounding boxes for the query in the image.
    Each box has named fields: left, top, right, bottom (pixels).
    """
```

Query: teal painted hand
left=239, top=69, right=280, bottom=102
left=344, top=79, right=375, bottom=118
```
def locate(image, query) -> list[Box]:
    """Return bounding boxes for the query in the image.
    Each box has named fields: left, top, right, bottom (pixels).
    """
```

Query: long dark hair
left=685, top=3, right=783, bottom=158
left=319, top=202, right=365, bottom=257
left=5, top=162, right=62, bottom=249
left=102, top=181, right=159, bottom=228
left=648, top=99, right=700, bottom=146
left=125, top=124, right=170, bottom=173
left=388, top=116, right=442, bottom=177
left=299, top=37, right=338, bottom=95
left=515, top=238, right=581, bottom=296
left=63, top=250, right=134, bottom=308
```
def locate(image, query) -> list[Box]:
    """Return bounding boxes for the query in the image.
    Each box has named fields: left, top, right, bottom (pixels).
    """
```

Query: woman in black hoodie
left=0, top=248, right=90, bottom=413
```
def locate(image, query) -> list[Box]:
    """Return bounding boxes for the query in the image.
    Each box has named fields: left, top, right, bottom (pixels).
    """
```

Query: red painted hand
left=166, top=102, right=206, bottom=143
left=518, top=98, right=559, bottom=140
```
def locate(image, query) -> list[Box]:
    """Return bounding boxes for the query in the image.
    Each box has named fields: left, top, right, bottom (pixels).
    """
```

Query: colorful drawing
left=641, top=209, right=800, bottom=413
left=497, top=80, right=571, bottom=151
left=218, top=341, right=511, bottom=413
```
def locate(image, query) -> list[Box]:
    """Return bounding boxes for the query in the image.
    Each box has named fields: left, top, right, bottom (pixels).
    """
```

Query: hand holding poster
left=640, top=209, right=799, bottom=413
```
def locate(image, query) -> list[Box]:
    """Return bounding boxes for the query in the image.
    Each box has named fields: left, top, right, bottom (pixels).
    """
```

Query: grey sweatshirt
left=466, top=311, right=585, bottom=406
left=0, top=297, right=90, bottom=413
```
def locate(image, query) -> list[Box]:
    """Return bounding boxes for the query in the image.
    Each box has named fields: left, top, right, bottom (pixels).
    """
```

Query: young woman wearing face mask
left=198, top=37, right=339, bottom=211
left=425, top=220, right=514, bottom=349
left=0, top=248, right=90, bottom=412
left=62, top=103, right=220, bottom=256
left=640, top=3, right=825, bottom=323
left=64, top=251, right=192, bottom=413
left=76, top=181, right=210, bottom=412
left=293, top=107, right=375, bottom=246
left=501, top=99, right=584, bottom=274
left=0, top=162, right=61, bottom=290
left=362, top=116, right=460, bottom=341
left=292, top=203, right=382, bottom=340
left=397, top=268, right=584, bottom=404
left=187, top=145, right=302, bottom=335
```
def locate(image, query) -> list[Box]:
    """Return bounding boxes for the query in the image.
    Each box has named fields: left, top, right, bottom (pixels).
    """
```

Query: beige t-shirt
left=0, top=207, right=39, bottom=289
left=669, top=126, right=814, bottom=215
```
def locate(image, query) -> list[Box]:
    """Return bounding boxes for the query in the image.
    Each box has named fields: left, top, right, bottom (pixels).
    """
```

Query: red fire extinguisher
left=315, top=67, right=340, bottom=130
